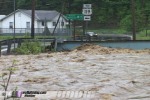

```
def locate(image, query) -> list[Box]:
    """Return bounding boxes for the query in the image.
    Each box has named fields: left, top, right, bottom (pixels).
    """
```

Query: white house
left=0, top=9, right=68, bottom=34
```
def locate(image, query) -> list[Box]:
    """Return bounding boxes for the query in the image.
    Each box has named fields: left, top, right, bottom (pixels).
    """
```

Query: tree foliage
left=0, top=0, right=149, bottom=31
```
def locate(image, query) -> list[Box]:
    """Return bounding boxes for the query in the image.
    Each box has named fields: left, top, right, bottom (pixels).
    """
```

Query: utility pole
left=131, top=0, right=136, bottom=40
left=68, top=0, right=73, bottom=34
left=82, top=0, right=85, bottom=38
left=13, top=0, right=16, bottom=48
left=31, top=0, right=35, bottom=38
left=68, top=0, right=71, bottom=27
left=52, top=1, right=65, bottom=35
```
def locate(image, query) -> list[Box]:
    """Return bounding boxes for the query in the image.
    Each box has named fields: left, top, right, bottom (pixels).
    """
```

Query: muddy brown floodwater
left=0, top=44, right=150, bottom=100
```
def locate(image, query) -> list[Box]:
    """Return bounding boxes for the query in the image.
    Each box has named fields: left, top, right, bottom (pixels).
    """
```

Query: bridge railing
left=0, top=38, right=56, bottom=57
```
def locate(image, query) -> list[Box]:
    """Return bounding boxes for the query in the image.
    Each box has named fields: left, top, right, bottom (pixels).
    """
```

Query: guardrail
left=0, top=28, right=70, bottom=35
left=57, top=40, right=150, bottom=51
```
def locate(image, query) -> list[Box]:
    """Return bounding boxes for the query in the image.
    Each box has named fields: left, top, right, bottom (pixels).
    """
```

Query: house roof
left=21, top=9, right=60, bottom=21
left=0, top=15, right=6, bottom=20
left=0, top=9, right=66, bottom=21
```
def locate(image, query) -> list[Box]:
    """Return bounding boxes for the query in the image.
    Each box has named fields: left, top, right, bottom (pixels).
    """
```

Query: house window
left=26, top=22, right=30, bottom=29
left=42, top=21, right=45, bottom=26
left=9, top=22, right=13, bottom=29
left=61, top=22, right=64, bottom=26
left=53, top=22, right=56, bottom=26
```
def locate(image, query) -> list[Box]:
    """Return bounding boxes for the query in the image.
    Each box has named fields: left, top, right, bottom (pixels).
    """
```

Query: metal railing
left=0, top=28, right=71, bottom=35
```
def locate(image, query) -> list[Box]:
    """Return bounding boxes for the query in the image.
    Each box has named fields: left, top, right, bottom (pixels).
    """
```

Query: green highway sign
left=66, top=14, right=84, bottom=20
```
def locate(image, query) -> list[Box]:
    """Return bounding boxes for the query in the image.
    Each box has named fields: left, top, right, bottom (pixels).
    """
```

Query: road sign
left=66, top=14, right=84, bottom=20
left=83, top=4, right=92, bottom=9
left=84, top=16, right=91, bottom=21
left=82, top=9, right=92, bottom=15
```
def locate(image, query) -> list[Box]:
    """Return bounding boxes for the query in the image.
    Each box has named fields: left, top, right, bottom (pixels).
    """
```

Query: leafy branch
left=0, top=60, right=18, bottom=100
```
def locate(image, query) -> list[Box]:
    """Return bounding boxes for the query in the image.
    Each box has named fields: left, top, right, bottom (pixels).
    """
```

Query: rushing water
left=0, top=51, right=150, bottom=99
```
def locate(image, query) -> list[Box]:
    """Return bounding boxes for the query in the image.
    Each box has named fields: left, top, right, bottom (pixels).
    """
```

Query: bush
left=15, top=39, right=42, bottom=54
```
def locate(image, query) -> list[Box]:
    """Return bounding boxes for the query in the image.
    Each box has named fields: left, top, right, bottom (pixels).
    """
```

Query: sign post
left=65, top=4, right=92, bottom=40
left=82, top=4, right=92, bottom=35
left=66, top=14, right=84, bottom=40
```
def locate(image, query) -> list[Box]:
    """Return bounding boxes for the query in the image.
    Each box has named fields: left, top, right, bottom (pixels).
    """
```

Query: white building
left=0, top=15, right=6, bottom=29
left=0, top=9, right=68, bottom=34
left=0, top=15, right=6, bottom=20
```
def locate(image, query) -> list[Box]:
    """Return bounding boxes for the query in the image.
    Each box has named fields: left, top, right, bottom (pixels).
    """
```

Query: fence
left=0, top=28, right=72, bottom=37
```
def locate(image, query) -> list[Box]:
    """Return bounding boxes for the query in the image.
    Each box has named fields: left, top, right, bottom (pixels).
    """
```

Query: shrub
left=15, top=39, right=42, bottom=54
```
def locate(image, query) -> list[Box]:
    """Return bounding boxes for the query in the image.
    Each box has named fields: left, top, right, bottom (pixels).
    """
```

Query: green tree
left=0, top=0, right=149, bottom=31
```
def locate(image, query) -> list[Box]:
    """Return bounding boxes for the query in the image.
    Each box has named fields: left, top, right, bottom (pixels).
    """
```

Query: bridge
left=0, top=37, right=150, bottom=56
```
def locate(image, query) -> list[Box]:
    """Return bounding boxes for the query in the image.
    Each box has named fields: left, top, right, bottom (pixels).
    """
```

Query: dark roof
left=20, top=10, right=60, bottom=21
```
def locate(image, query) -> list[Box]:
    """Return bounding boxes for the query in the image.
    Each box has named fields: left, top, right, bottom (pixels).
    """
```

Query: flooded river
left=0, top=44, right=150, bottom=100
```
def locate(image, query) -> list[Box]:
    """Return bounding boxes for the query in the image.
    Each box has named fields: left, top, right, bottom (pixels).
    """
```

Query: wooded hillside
left=0, top=0, right=149, bottom=31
